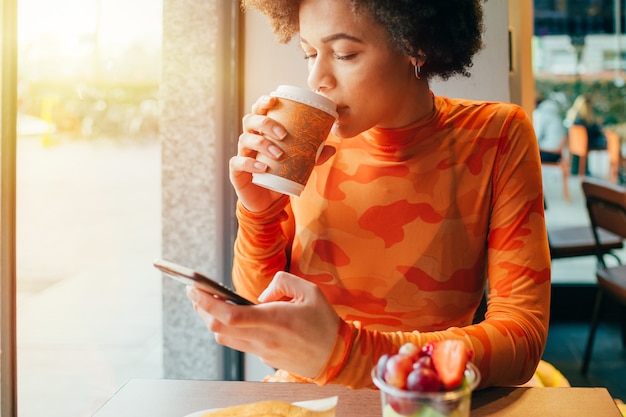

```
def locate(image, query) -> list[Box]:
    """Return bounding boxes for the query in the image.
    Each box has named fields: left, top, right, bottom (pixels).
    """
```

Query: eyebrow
left=300, top=33, right=364, bottom=45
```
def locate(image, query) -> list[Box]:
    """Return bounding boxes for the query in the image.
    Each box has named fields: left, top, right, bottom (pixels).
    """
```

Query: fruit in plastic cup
left=252, top=85, right=338, bottom=197
left=371, top=362, right=480, bottom=417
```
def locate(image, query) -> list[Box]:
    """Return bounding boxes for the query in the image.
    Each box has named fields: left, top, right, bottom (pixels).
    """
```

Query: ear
left=415, top=49, right=427, bottom=66
left=409, top=56, right=426, bottom=69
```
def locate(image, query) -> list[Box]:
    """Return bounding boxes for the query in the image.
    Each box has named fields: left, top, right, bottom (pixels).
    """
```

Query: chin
left=331, top=120, right=363, bottom=139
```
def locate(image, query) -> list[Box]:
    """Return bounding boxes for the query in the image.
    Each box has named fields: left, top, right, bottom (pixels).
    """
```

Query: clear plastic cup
left=371, top=362, right=480, bottom=417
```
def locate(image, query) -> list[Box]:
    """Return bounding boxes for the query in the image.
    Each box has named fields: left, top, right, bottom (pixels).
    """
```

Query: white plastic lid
left=252, top=172, right=305, bottom=197
left=271, top=85, right=338, bottom=119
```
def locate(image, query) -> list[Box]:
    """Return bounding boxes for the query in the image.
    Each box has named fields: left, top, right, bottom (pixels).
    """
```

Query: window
left=1, top=0, right=19, bottom=415
left=15, top=0, right=163, bottom=415
left=534, top=0, right=626, bottom=284
left=534, top=0, right=624, bottom=36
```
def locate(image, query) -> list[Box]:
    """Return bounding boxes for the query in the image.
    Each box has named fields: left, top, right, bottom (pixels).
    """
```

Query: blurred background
left=17, top=0, right=160, bottom=142
left=16, top=0, right=163, bottom=416
left=533, top=0, right=626, bottom=143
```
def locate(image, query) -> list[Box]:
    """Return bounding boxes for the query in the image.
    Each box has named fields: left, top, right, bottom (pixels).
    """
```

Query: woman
left=187, top=0, right=551, bottom=390
left=533, top=93, right=567, bottom=163
left=566, top=94, right=607, bottom=150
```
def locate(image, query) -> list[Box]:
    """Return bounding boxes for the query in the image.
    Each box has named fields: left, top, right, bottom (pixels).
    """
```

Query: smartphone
left=153, top=258, right=254, bottom=305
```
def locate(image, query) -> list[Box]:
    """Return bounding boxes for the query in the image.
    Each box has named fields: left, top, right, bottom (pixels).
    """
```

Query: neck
left=383, top=82, right=433, bottom=129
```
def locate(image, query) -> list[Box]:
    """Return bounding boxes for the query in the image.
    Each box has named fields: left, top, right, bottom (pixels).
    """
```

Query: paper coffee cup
left=252, top=85, right=338, bottom=197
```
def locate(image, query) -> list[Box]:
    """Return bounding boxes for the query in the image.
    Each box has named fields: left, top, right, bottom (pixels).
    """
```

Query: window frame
left=0, top=0, right=18, bottom=415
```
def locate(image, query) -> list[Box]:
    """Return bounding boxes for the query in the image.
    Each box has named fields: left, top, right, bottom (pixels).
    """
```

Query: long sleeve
left=231, top=95, right=551, bottom=389
left=232, top=195, right=293, bottom=303
left=309, top=104, right=550, bottom=389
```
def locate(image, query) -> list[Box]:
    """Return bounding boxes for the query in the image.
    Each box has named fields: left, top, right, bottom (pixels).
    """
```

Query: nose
left=307, top=57, right=334, bottom=92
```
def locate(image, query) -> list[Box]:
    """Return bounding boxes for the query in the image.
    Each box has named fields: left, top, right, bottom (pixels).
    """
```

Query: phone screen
left=153, top=259, right=254, bottom=305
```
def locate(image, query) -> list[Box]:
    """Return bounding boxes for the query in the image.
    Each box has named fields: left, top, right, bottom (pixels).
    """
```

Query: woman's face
left=299, top=0, right=422, bottom=138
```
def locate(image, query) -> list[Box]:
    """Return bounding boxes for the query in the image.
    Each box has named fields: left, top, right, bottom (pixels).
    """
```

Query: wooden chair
left=548, top=224, right=622, bottom=261
left=580, top=176, right=626, bottom=375
left=545, top=195, right=622, bottom=262
left=569, top=125, right=621, bottom=182
left=605, top=130, right=621, bottom=183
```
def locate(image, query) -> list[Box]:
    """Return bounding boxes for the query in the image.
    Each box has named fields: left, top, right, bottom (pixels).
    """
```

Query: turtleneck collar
left=360, top=93, right=446, bottom=151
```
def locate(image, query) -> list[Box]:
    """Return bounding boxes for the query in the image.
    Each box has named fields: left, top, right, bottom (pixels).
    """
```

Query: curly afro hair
left=241, top=0, right=485, bottom=80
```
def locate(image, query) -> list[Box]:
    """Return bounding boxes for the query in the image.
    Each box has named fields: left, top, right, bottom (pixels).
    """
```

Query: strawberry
left=430, top=339, right=471, bottom=390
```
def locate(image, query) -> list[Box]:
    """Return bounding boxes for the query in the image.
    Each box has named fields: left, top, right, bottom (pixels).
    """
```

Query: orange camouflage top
left=232, top=94, right=551, bottom=389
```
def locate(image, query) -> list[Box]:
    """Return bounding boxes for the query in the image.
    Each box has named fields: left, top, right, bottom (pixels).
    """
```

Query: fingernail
left=253, top=161, right=267, bottom=171
left=273, top=126, right=287, bottom=139
left=269, top=145, right=283, bottom=158
left=186, top=286, right=198, bottom=302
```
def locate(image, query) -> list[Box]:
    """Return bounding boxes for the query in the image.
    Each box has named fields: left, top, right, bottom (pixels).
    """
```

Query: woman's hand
left=186, top=271, right=341, bottom=379
left=229, top=96, right=288, bottom=213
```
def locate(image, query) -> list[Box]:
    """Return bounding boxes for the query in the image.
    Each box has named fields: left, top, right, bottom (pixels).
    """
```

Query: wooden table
left=91, top=378, right=623, bottom=417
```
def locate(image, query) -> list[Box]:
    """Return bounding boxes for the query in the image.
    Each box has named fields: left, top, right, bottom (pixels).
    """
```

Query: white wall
left=242, top=10, right=308, bottom=111
left=241, top=2, right=511, bottom=382
left=243, top=3, right=511, bottom=110
left=430, top=2, right=510, bottom=101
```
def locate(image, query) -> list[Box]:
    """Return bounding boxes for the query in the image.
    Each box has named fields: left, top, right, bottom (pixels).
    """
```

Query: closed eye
left=334, top=53, right=357, bottom=61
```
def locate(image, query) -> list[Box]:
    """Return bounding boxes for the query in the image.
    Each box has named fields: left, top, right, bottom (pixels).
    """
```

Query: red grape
left=377, top=341, right=473, bottom=395
left=384, top=354, right=413, bottom=389
left=407, top=367, right=442, bottom=392
left=412, top=355, right=433, bottom=371
left=419, top=342, right=435, bottom=358
left=398, top=342, right=420, bottom=360
left=376, top=354, right=389, bottom=381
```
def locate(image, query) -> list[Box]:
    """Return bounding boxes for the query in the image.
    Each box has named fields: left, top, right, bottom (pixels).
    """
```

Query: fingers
left=258, top=271, right=316, bottom=303
left=243, top=95, right=287, bottom=152
left=187, top=286, right=256, bottom=327
left=239, top=114, right=287, bottom=161
left=242, top=113, right=288, bottom=143
left=228, top=154, right=266, bottom=179
left=186, top=277, right=341, bottom=378
left=228, top=154, right=285, bottom=212
left=250, top=95, right=278, bottom=116
left=228, top=96, right=290, bottom=212
left=186, top=285, right=282, bottom=355
left=232, top=100, right=287, bottom=181
left=240, top=96, right=287, bottom=160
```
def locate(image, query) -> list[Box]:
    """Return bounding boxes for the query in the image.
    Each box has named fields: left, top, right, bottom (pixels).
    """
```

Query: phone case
left=153, top=259, right=254, bottom=305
